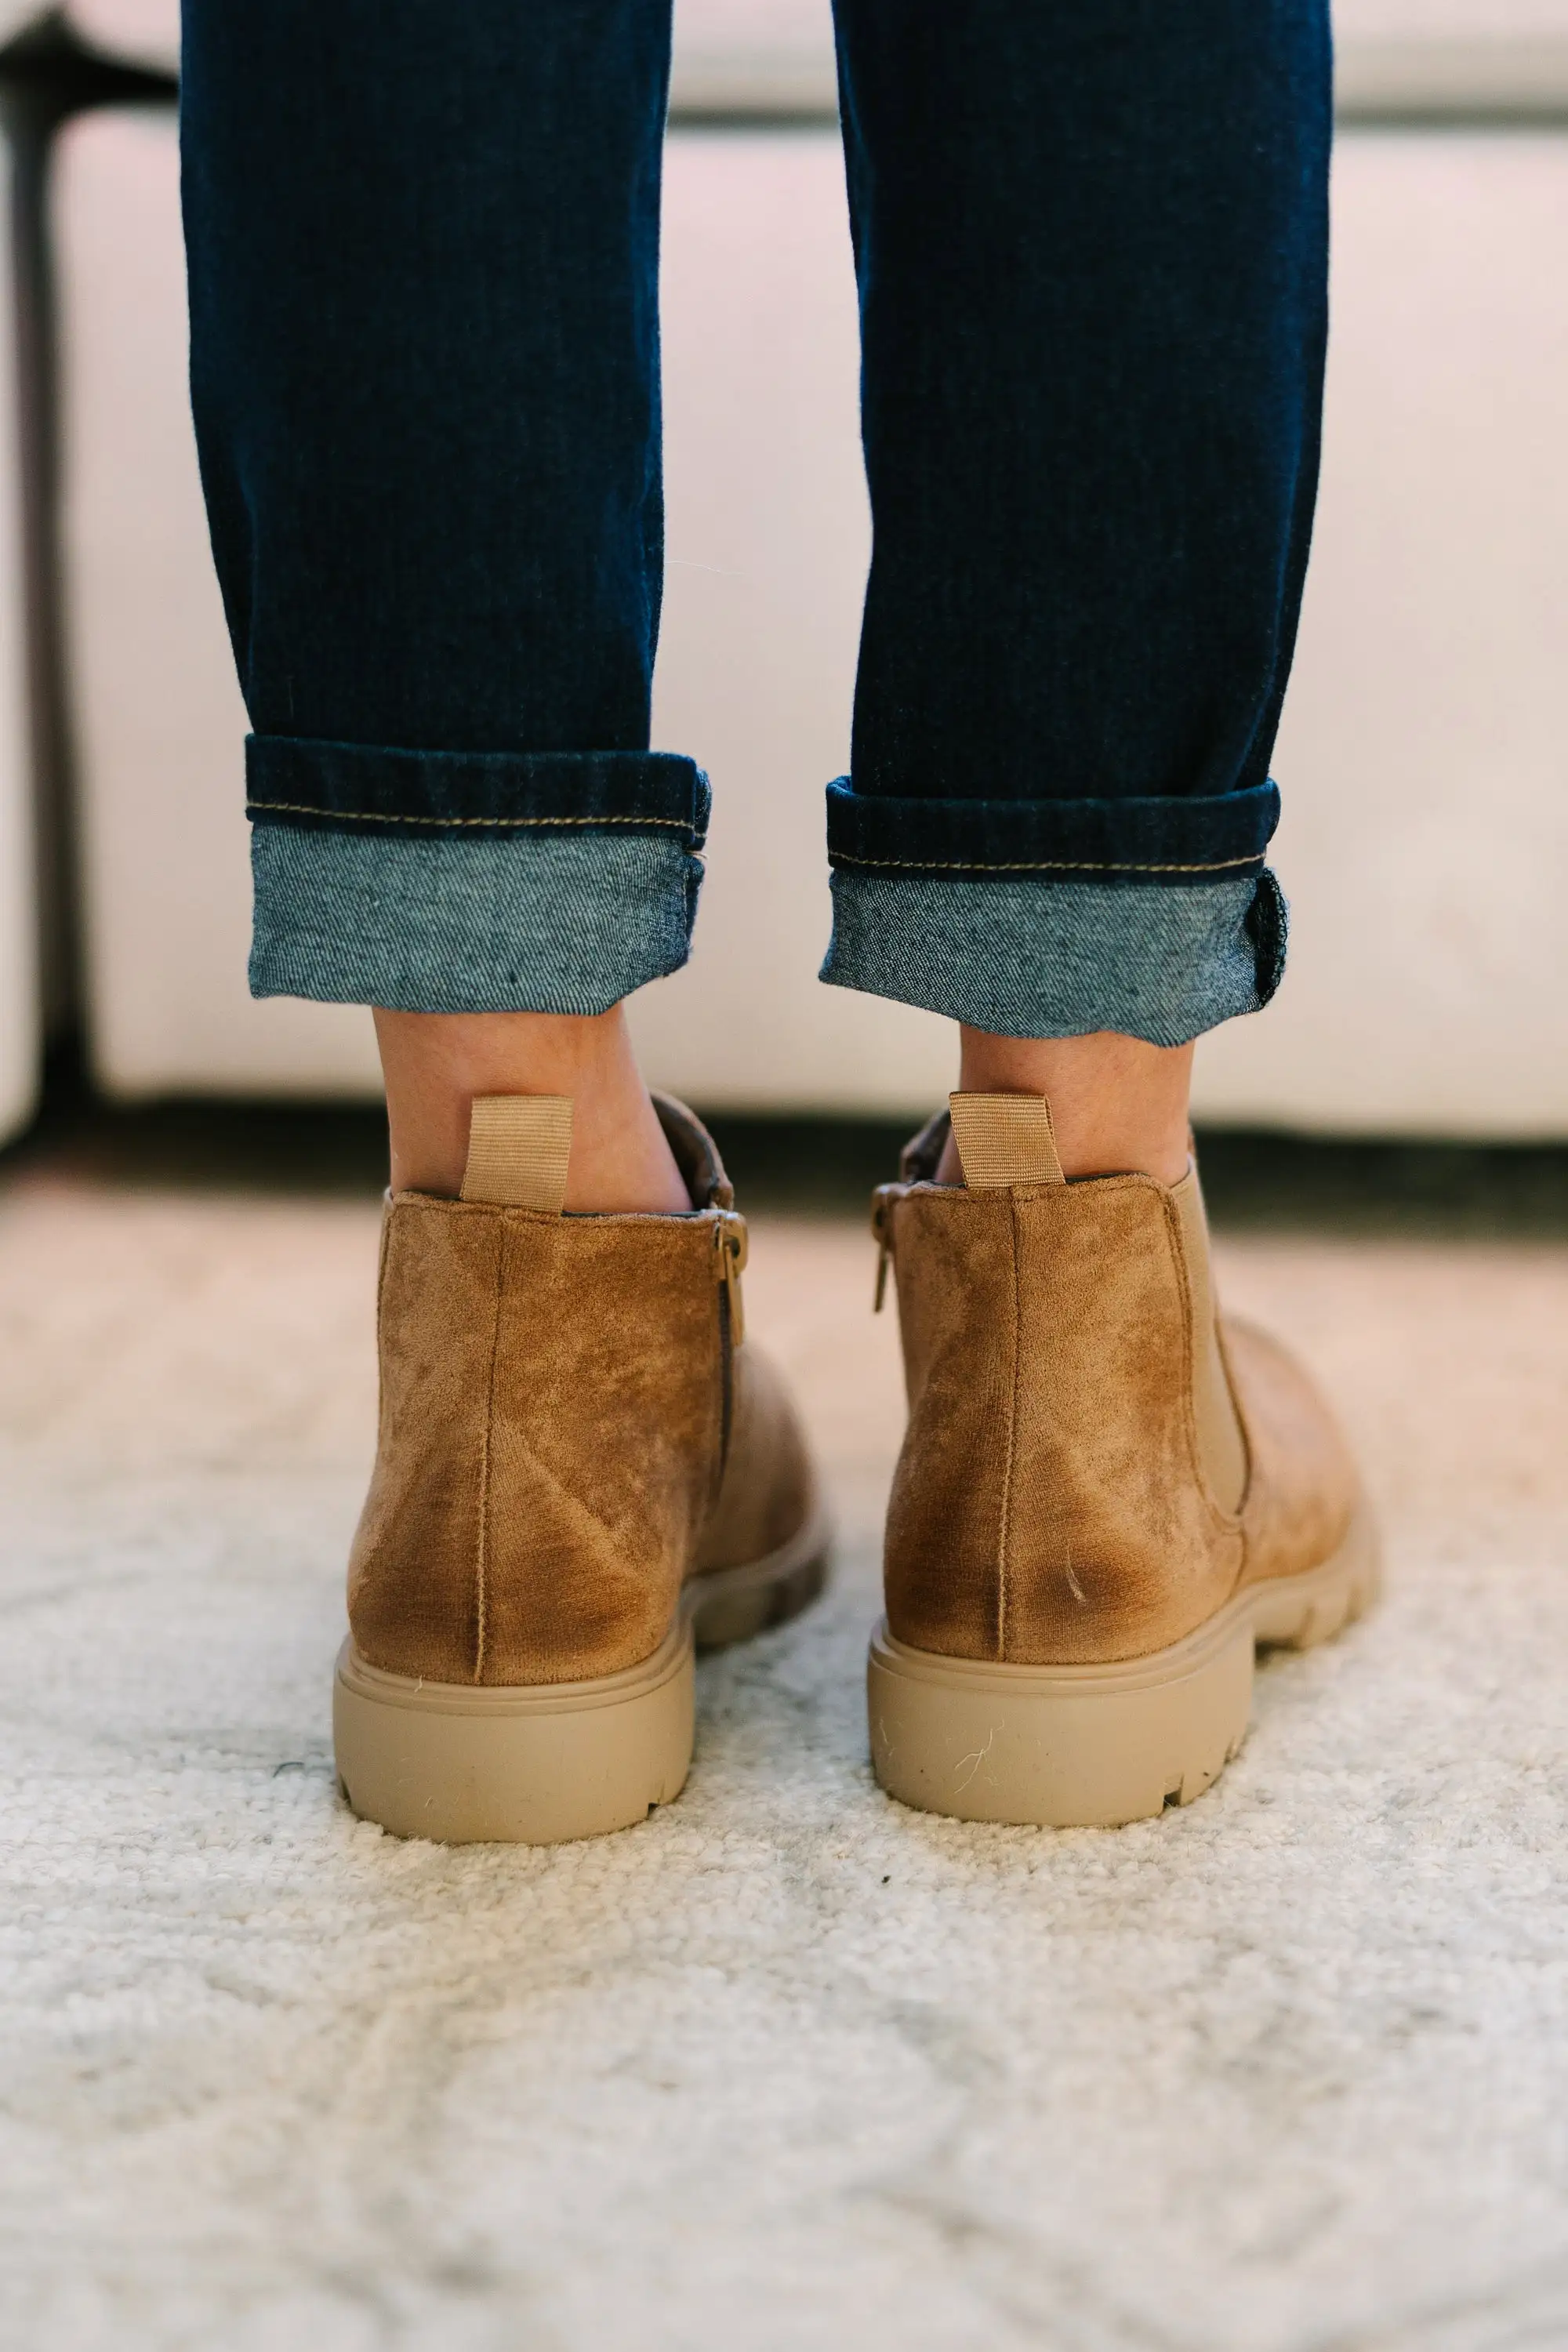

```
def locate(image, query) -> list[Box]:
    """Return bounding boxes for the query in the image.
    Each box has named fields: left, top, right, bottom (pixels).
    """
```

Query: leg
left=181, top=2, right=829, bottom=1844
left=826, top=0, right=1330, bottom=1173
left=942, top=1029, right=1194, bottom=1187
left=837, top=6, right=1373, bottom=1831
left=180, top=0, right=688, bottom=1207
left=374, top=1007, right=685, bottom=1207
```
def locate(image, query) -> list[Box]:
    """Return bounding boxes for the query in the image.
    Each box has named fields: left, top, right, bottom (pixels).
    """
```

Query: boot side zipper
left=712, top=1211, right=748, bottom=1465
left=871, top=1189, right=896, bottom=1312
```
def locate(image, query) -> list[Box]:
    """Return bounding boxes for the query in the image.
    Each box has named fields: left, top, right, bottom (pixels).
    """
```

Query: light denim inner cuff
left=249, top=822, right=702, bottom=1014
left=820, top=868, right=1287, bottom=1047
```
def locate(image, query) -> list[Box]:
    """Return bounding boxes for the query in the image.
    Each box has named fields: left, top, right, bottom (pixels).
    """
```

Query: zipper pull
left=712, top=1210, right=747, bottom=1346
left=870, top=1189, right=895, bottom=1313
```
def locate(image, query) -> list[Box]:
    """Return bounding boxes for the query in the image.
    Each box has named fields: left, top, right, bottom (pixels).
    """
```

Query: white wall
left=1336, top=0, right=1568, bottom=109
left=0, top=151, right=39, bottom=1147
left=671, top=0, right=836, bottom=114
left=671, top=0, right=1568, bottom=116
left=55, top=106, right=1568, bottom=1132
left=0, top=0, right=825, bottom=106
left=13, top=0, right=1568, bottom=104
left=57, top=109, right=380, bottom=1099
left=1197, top=135, right=1568, bottom=1134
left=0, top=2, right=178, bottom=70
left=67, top=0, right=177, bottom=70
left=637, top=132, right=949, bottom=1112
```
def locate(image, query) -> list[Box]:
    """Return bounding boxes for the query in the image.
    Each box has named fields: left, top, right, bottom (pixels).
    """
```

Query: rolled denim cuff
left=246, top=735, right=708, bottom=1014
left=820, top=778, right=1286, bottom=1046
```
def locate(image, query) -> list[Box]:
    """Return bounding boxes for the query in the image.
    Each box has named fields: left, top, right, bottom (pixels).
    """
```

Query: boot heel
left=333, top=1623, right=694, bottom=1845
left=867, top=1611, right=1254, bottom=1830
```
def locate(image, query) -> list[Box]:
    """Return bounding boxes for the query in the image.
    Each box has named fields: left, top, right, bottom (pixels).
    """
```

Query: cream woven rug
left=2, top=1178, right=1566, bottom=2351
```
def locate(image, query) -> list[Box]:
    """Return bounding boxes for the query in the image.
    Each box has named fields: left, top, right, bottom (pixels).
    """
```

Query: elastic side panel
left=1171, top=1167, right=1248, bottom=1517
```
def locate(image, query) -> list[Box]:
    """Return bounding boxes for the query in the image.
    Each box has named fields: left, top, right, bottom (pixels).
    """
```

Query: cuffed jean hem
left=249, top=822, right=703, bottom=1014
left=819, top=868, right=1287, bottom=1047
left=823, top=775, right=1280, bottom=877
left=245, top=734, right=710, bottom=836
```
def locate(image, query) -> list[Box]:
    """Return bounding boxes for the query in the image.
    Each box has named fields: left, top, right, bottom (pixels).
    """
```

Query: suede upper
left=878, top=1124, right=1360, bottom=1668
left=347, top=1101, right=815, bottom=1687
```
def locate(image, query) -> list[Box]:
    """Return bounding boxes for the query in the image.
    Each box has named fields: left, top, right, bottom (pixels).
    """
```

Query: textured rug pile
left=1, top=1175, right=1565, bottom=2350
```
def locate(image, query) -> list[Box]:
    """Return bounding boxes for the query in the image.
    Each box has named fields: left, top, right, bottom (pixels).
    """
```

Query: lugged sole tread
left=869, top=1506, right=1381, bottom=1830
left=333, top=1505, right=831, bottom=1846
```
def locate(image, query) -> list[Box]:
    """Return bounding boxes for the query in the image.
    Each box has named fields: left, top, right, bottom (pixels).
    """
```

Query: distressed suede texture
left=347, top=1107, right=815, bottom=1687
left=880, top=1155, right=1359, bottom=1667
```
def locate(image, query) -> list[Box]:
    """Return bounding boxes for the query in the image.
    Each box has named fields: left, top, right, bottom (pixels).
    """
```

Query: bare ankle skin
left=373, top=1006, right=690, bottom=1212
left=935, top=1027, right=1195, bottom=1188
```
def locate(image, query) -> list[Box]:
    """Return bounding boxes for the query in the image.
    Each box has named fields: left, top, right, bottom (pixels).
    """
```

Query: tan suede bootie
left=866, top=1094, right=1378, bottom=1828
left=334, top=1094, right=828, bottom=1843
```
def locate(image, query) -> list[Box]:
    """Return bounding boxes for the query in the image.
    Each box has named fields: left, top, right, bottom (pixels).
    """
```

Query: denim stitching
left=829, top=852, right=1265, bottom=876
left=248, top=801, right=693, bottom=831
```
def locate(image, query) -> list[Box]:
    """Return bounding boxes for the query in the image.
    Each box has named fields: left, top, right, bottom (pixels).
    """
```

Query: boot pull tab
left=947, top=1093, right=1065, bottom=1189
left=459, top=1095, right=574, bottom=1211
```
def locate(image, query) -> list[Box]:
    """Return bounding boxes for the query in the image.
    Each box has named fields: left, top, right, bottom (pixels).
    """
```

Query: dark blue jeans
left=180, top=0, right=1329, bottom=1044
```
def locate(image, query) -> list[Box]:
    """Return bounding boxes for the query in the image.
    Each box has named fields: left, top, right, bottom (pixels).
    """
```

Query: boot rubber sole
left=334, top=1503, right=830, bottom=1845
left=867, top=1505, right=1381, bottom=1830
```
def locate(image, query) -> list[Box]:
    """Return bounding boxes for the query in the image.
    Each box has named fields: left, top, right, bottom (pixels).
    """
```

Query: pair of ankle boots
left=333, top=1093, right=1377, bottom=1844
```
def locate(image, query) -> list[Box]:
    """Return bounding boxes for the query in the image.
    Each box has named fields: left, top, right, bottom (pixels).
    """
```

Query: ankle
left=373, top=1006, right=691, bottom=1212
left=937, top=1028, right=1194, bottom=1188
